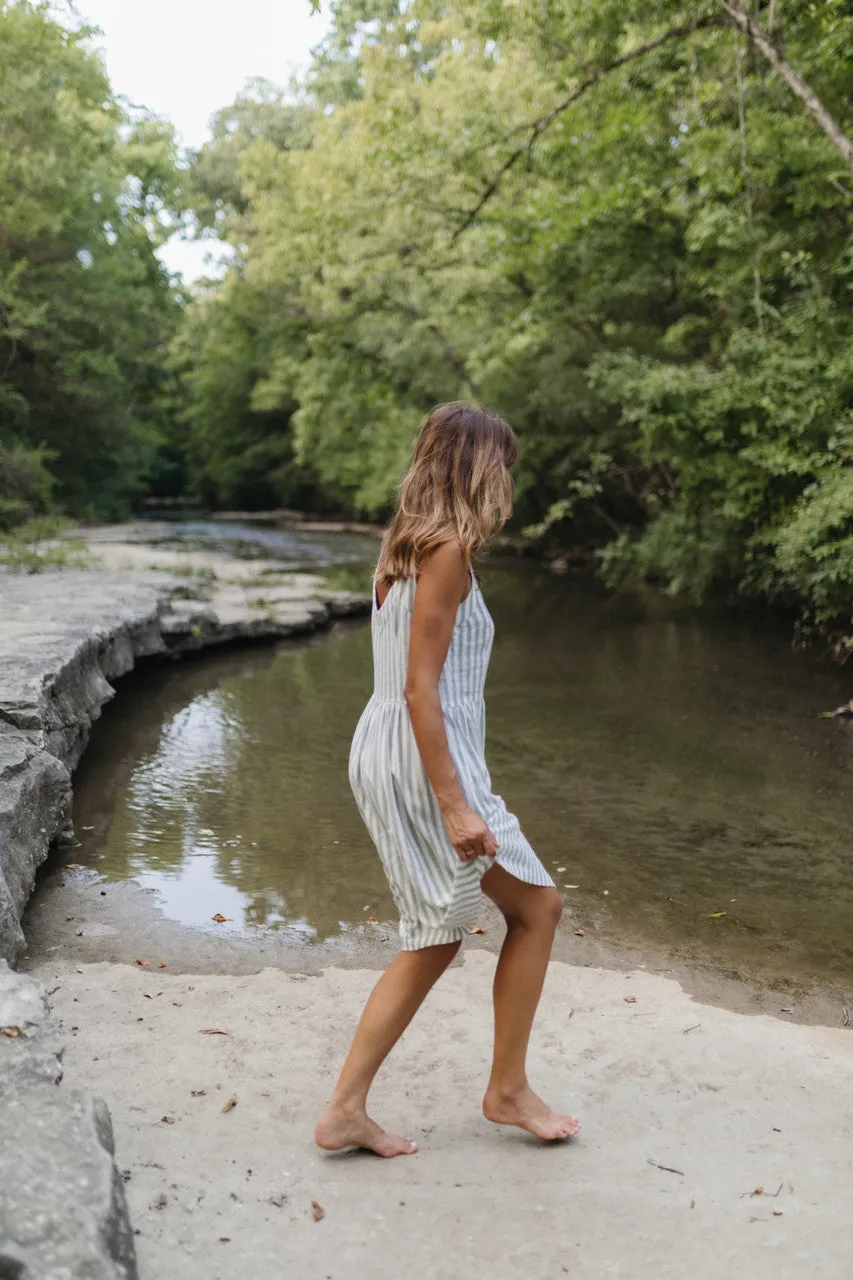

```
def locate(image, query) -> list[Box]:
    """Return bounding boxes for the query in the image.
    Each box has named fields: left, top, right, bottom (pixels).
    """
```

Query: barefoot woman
left=316, top=403, right=580, bottom=1157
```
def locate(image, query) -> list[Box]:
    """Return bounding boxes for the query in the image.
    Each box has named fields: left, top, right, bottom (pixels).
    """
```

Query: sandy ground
left=29, top=948, right=853, bottom=1280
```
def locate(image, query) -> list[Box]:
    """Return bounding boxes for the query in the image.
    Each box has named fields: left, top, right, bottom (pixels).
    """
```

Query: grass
left=0, top=517, right=89, bottom=572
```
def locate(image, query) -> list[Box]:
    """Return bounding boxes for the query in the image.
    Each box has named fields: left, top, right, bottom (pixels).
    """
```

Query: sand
left=28, top=947, right=853, bottom=1280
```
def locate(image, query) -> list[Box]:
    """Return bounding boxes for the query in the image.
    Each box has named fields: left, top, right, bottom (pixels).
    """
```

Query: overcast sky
left=75, top=1, right=332, bottom=276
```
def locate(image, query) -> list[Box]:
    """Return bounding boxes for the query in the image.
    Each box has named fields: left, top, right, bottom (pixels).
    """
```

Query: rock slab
left=0, top=962, right=137, bottom=1279
left=0, top=540, right=370, bottom=1279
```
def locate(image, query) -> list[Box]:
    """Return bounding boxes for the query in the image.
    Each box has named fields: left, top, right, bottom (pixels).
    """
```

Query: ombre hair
left=376, top=402, right=518, bottom=584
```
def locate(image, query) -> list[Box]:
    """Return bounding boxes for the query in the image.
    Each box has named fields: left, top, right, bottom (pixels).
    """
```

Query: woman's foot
left=483, top=1083, right=580, bottom=1140
left=315, top=1104, right=418, bottom=1158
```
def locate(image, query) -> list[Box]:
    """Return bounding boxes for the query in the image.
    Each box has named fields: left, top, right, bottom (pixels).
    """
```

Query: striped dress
left=348, top=570, right=554, bottom=950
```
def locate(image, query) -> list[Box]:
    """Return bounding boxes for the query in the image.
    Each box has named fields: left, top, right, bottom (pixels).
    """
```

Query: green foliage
left=0, top=516, right=87, bottom=572
left=225, top=0, right=838, bottom=650
left=0, top=1, right=182, bottom=523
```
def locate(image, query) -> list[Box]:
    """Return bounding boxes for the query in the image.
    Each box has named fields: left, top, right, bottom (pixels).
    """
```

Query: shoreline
left=0, top=528, right=370, bottom=1279
left=3, top=523, right=853, bottom=1277
left=28, top=947, right=853, bottom=1280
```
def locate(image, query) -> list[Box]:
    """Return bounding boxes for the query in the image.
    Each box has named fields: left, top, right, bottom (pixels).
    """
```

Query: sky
left=75, top=1, right=332, bottom=276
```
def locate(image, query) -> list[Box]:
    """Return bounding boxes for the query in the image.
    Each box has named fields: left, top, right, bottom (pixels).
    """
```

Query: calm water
left=69, top=535, right=853, bottom=988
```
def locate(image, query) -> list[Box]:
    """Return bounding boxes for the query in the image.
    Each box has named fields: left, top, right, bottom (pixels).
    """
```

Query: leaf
left=222, top=1095, right=237, bottom=1113
left=312, top=1200, right=325, bottom=1222
left=211, top=913, right=231, bottom=923
left=471, top=924, right=485, bottom=934
left=573, top=928, right=587, bottom=936
left=706, top=912, right=727, bottom=919
left=158, top=962, right=167, bottom=968
left=191, top=1089, right=206, bottom=1097
left=0, top=1026, right=23, bottom=1038
left=136, top=959, right=152, bottom=967
left=624, top=995, right=638, bottom=1003
left=199, top=1028, right=229, bottom=1035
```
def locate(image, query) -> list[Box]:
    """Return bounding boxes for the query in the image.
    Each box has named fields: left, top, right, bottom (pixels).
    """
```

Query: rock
left=0, top=963, right=136, bottom=1278
left=0, top=1227, right=36, bottom=1279
left=0, top=531, right=370, bottom=1275
left=0, top=960, right=47, bottom=1036
left=0, top=748, right=69, bottom=963
left=0, top=1087, right=138, bottom=1279
left=0, top=558, right=369, bottom=964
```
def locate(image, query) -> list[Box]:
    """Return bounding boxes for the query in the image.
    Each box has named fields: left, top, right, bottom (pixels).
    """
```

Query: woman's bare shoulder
left=417, top=541, right=469, bottom=603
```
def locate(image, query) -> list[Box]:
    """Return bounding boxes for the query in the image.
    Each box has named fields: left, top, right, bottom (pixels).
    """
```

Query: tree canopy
left=3, top=0, right=853, bottom=650
left=0, top=0, right=182, bottom=524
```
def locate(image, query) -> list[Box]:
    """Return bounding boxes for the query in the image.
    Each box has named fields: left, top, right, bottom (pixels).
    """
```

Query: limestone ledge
left=0, top=552, right=369, bottom=963
left=0, top=541, right=369, bottom=1279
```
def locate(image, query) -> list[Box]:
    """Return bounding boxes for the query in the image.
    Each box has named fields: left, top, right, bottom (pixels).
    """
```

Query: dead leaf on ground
left=0, top=1027, right=23, bottom=1038
left=222, top=1096, right=237, bottom=1113
left=136, top=959, right=152, bottom=967
left=191, top=1089, right=206, bottom=1097
left=158, top=962, right=167, bottom=969
left=624, top=995, right=638, bottom=1004
left=311, top=1200, right=325, bottom=1222
left=572, top=928, right=587, bottom=937
left=471, top=925, right=485, bottom=934
left=211, top=913, right=231, bottom=923
left=199, top=1028, right=229, bottom=1035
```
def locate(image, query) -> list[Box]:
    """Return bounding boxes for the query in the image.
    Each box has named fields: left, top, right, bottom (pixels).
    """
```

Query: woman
left=315, top=402, right=580, bottom=1157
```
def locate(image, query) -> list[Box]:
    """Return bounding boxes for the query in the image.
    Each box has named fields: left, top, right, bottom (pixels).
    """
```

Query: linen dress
left=348, top=571, right=554, bottom=950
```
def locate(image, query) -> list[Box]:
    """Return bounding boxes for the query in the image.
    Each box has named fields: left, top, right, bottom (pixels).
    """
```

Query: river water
left=68, top=524, right=853, bottom=995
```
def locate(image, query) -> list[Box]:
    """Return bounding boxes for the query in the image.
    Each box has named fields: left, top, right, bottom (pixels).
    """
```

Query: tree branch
left=717, top=0, right=853, bottom=174
left=451, top=3, right=853, bottom=243
left=451, top=14, right=725, bottom=242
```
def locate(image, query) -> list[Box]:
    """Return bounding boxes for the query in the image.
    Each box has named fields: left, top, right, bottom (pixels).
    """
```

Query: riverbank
left=28, top=948, right=853, bottom=1280
left=0, top=529, right=370, bottom=1278
left=4, top=524, right=853, bottom=1277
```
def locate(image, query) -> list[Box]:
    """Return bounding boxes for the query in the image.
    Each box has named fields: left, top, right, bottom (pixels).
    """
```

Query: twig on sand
left=647, top=1159, right=685, bottom=1176
left=682, top=1024, right=701, bottom=1034
left=842, top=1006, right=850, bottom=1028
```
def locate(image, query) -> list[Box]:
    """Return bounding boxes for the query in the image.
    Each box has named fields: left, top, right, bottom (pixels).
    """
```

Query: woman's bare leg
left=315, top=940, right=460, bottom=1157
left=480, top=864, right=580, bottom=1140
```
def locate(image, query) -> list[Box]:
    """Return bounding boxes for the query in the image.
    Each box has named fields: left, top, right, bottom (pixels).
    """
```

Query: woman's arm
left=404, top=542, right=498, bottom=863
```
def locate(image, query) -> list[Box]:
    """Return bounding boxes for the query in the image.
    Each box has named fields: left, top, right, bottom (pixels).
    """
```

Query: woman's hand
left=442, top=803, right=499, bottom=862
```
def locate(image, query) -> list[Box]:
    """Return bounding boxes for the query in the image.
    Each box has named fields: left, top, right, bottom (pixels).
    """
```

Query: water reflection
left=71, top=562, right=853, bottom=987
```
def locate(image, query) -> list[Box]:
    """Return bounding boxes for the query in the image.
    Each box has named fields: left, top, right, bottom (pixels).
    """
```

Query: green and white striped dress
left=348, top=570, right=554, bottom=950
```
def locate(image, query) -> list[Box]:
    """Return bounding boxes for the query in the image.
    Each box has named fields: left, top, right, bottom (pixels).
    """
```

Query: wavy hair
left=376, top=402, right=518, bottom=584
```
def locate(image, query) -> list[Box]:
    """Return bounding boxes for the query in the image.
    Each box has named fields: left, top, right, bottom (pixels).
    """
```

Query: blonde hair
left=377, top=402, right=518, bottom=584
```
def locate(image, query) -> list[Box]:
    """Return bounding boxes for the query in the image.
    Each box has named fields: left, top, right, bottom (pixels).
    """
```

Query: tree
left=0, top=1, right=182, bottom=522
